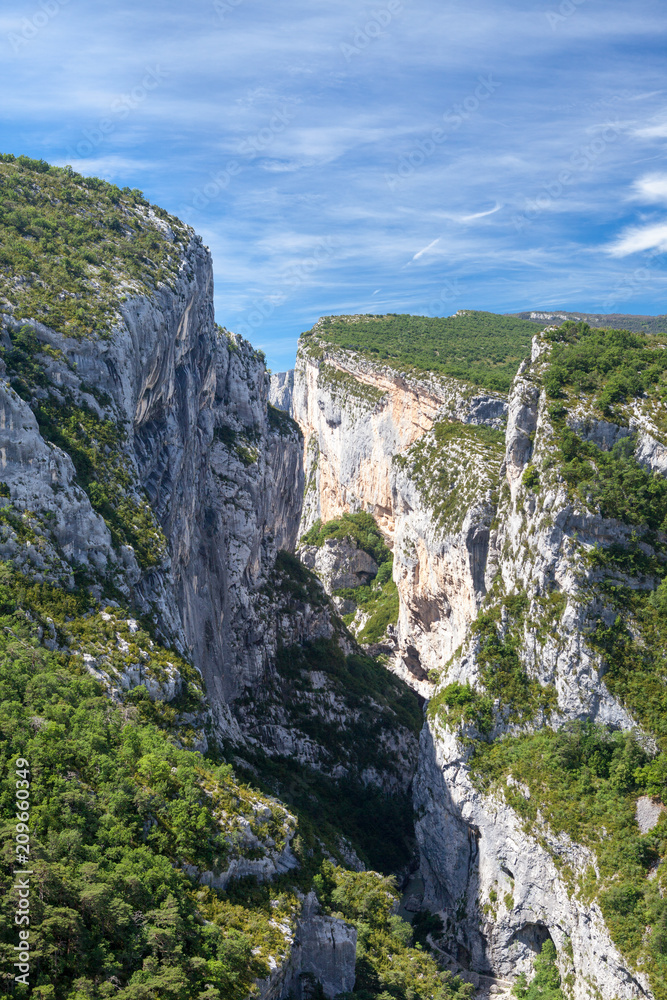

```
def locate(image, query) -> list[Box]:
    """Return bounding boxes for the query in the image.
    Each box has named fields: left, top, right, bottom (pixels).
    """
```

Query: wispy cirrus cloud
left=632, top=173, right=667, bottom=203
left=411, top=238, right=441, bottom=262
left=606, top=172, right=667, bottom=256
left=607, top=222, right=667, bottom=257
left=2, top=0, right=667, bottom=368
left=461, top=202, right=503, bottom=222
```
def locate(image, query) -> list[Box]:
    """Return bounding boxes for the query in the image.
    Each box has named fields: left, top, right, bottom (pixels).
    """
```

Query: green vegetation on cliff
left=393, top=420, right=505, bottom=535
left=543, top=320, right=667, bottom=432
left=0, top=153, right=191, bottom=340
left=512, top=940, right=564, bottom=1000
left=341, top=566, right=400, bottom=645
left=0, top=605, right=300, bottom=999
left=0, top=547, right=436, bottom=1000
left=427, top=681, right=494, bottom=735
left=429, top=592, right=557, bottom=732
left=302, top=511, right=391, bottom=565
left=459, top=321, right=667, bottom=998
left=317, top=362, right=387, bottom=411
left=304, top=311, right=536, bottom=392
left=315, top=862, right=474, bottom=1000
left=1, top=323, right=167, bottom=570
left=472, top=723, right=667, bottom=998
left=544, top=322, right=667, bottom=412
left=302, top=513, right=400, bottom=644
left=588, top=581, right=667, bottom=746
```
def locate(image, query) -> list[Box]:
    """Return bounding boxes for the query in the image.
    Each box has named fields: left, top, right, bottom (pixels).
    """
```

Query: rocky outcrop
left=232, top=554, right=420, bottom=794
left=283, top=323, right=661, bottom=997
left=390, top=420, right=503, bottom=687
left=415, top=726, right=651, bottom=999
left=278, top=335, right=508, bottom=692
left=270, top=369, right=295, bottom=413
left=0, top=381, right=120, bottom=582
left=413, top=333, right=658, bottom=997
left=299, top=537, right=379, bottom=592
left=261, top=892, right=357, bottom=1000
left=286, top=334, right=507, bottom=538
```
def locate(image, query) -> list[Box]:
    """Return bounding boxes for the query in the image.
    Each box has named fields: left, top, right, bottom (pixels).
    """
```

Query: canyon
left=1, top=156, right=666, bottom=1000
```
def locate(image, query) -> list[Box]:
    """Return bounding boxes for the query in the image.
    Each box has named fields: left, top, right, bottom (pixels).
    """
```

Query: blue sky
left=1, top=0, right=667, bottom=371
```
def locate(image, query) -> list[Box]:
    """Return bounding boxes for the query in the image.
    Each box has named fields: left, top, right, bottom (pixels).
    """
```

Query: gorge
left=1, top=153, right=667, bottom=1000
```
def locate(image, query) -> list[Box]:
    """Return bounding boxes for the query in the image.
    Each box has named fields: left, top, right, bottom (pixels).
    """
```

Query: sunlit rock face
left=273, top=324, right=658, bottom=998
left=273, top=341, right=507, bottom=692
left=1, top=231, right=303, bottom=728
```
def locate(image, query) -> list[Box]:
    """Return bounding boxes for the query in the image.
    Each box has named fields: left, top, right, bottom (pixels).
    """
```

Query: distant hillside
left=306, top=310, right=538, bottom=392
left=511, top=309, right=667, bottom=336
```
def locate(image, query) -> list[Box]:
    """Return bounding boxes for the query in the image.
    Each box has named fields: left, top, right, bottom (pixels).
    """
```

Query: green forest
left=305, top=311, right=537, bottom=392
left=0, top=153, right=191, bottom=339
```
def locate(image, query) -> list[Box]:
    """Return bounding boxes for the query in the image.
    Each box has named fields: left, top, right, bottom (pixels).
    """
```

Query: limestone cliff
left=273, top=317, right=667, bottom=999
left=1, top=231, right=306, bottom=720
left=274, top=324, right=507, bottom=692
left=0, top=165, right=425, bottom=999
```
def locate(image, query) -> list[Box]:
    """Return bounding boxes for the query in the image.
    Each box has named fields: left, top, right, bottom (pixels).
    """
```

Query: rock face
left=0, top=380, right=119, bottom=580
left=390, top=419, right=503, bottom=689
left=279, top=325, right=661, bottom=998
left=299, top=537, right=379, bottom=592
left=1, top=234, right=303, bottom=721
left=261, top=893, right=357, bottom=1000
left=231, top=553, right=420, bottom=794
left=415, top=728, right=651, bottom=1000
left=284, top=334, right=506, bottom=540
left=270, top=369, right=295, bottom=413
left=277, top=337, right=508, bottom=689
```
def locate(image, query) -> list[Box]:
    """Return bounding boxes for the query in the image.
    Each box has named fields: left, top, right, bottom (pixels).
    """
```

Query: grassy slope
left=393, top=422, right=505, bottom=536
left=303, top=311, right=537, bottom=392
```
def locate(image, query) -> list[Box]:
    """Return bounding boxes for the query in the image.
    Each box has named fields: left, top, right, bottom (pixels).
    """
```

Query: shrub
left=522, top=464, right=539, bottom=491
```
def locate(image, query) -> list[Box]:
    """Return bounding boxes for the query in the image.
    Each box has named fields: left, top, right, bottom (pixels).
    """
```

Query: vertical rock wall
left=273, top=328, right=658, bottom=999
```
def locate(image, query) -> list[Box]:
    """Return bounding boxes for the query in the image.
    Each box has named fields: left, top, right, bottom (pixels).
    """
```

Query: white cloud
left=634, top=121, right=667, bottom=139
left=411, top=238, right=441, bottom=261
left=607, top=222, right=667, bottom=257
left=461, top=202, right=502, bottom=221
left=633, top=173, right=667, bottom=203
